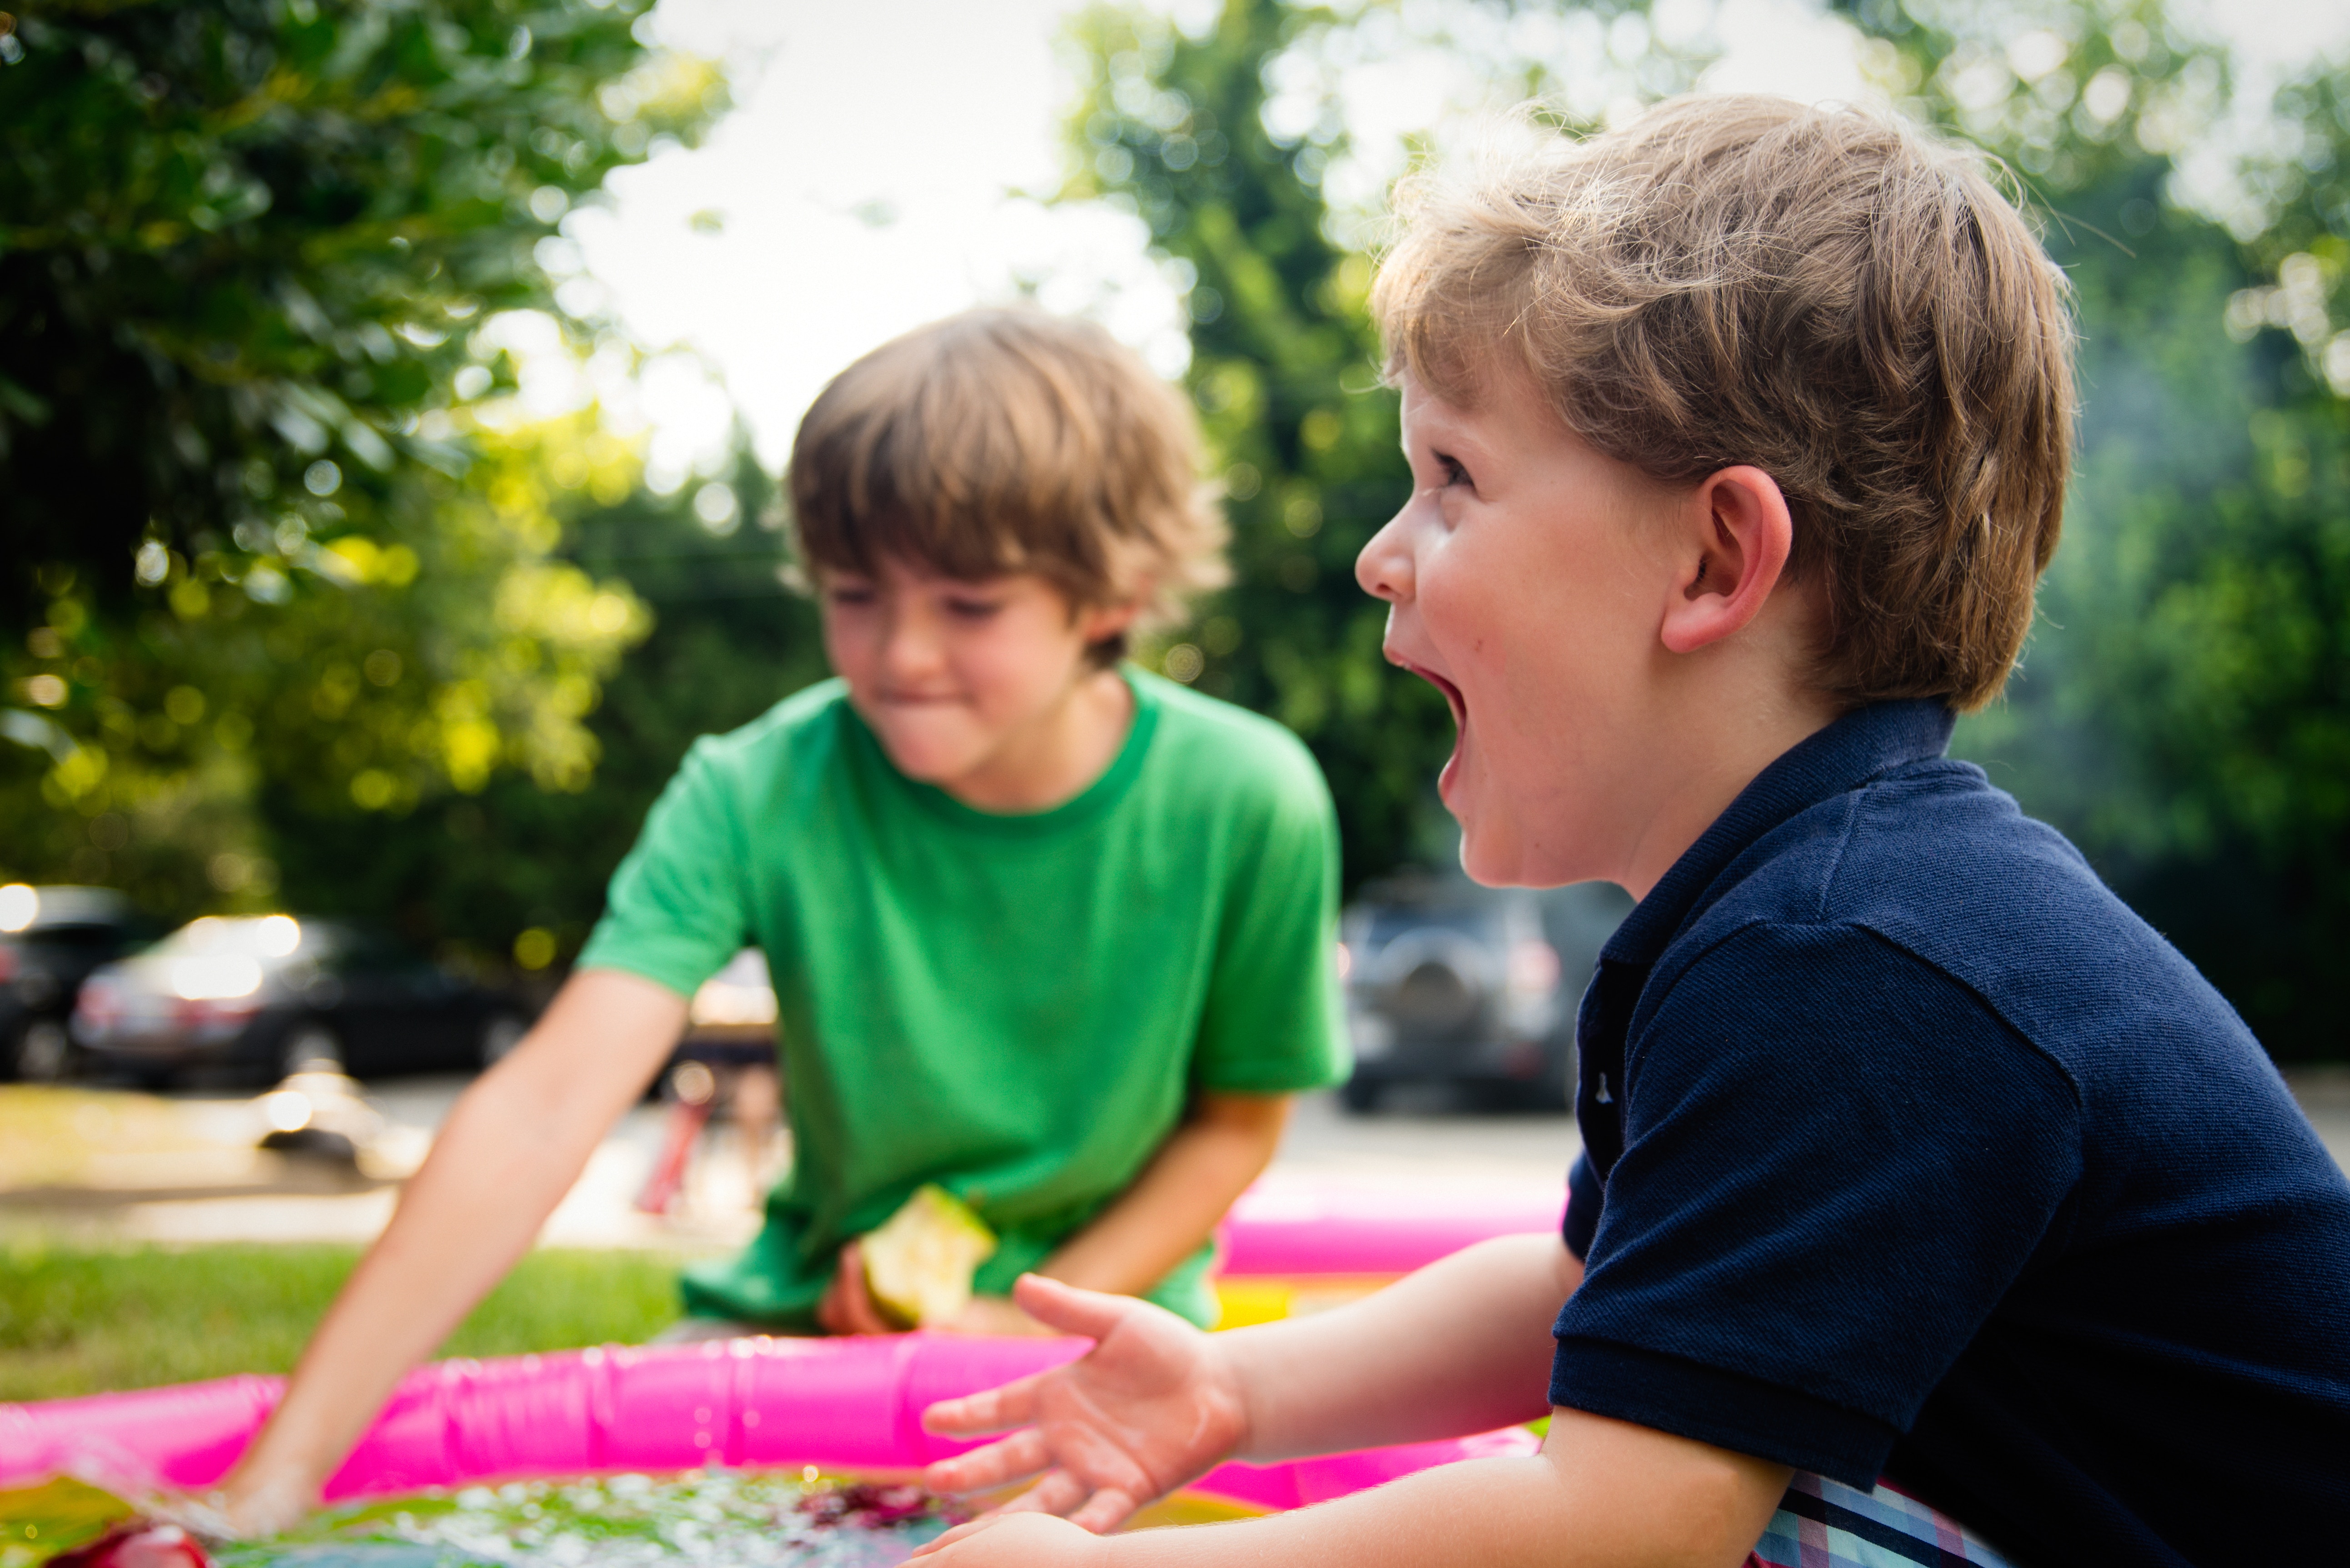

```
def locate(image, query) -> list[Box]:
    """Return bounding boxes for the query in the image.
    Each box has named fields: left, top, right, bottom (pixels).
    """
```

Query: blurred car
left=73, top=914, right=531, bottom=1085
left=1338, top=875, right=1632, bottom=1113
left=0, top=884, right=161, bottom=1081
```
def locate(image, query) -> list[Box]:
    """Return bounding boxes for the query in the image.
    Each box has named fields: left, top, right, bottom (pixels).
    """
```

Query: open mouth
left=1397, top=658, right=1466, bottom=730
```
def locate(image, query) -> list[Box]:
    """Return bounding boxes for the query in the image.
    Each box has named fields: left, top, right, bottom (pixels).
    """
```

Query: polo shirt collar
left=1601, top=699, right=1956, bottom=967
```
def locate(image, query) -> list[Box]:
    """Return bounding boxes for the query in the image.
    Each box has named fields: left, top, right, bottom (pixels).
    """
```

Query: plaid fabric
left=1746, top=1473, right=2015, bottom=1568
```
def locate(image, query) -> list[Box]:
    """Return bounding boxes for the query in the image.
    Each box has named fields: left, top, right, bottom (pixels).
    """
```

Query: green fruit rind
left=862, top=1184, right=998, bottom=1329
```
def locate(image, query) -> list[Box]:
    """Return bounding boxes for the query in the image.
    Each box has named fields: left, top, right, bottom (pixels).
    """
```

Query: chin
left=1458, top=815, right=1590, bottom=890
left=1455, top=826, right=1520, bottom=889
left=870, top=729, right=982, bottom=784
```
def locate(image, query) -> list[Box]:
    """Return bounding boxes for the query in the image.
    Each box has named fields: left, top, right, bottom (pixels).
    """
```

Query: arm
left=924, top=1412, right=1788, bottom=1568
left=920, top=1247, right=1787, bottom=1565
left=829, top=1091, right=1291, bottom=1337
left=217, top=968, right=688, bottom=1530
left=922, top=1232, right=1578, bottom=1524
left=1044, top=1090, right=1290, bottom=1295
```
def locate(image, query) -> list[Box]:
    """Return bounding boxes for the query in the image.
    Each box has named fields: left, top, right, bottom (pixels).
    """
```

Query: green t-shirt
left=576, top=669, right=1349, bottom=1329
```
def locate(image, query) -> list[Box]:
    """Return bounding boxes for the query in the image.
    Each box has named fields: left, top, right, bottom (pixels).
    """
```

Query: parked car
left=1338, top=874, right=1632, bottom=1112
left=73, top=914, right=531, bottom=1085
left=0, top=884, right=161, bottom=1081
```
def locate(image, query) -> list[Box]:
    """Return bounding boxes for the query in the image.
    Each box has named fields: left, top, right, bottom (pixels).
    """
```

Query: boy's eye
left=1435, top=452, right=1471, bottom=488
left=944, top=596, right=1005, bottom=620
left=825, top=583, right=877, bottom=608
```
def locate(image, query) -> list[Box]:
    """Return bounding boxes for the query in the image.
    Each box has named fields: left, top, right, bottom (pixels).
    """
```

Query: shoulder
left=1661, top=756, right=2262, bottom=1090
left=1133, top=670, right=1333, bottom=819
left=671, top=678, right=856, bottom=794
left=1632, top=914, right=2082, bottom=1104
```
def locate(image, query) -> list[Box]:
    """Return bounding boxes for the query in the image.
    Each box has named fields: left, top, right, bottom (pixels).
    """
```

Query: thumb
left=1009, top=1273, right=1135, bottom=1340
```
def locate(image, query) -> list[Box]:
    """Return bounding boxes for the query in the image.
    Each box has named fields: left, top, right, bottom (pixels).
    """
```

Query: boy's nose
left=878, top=607, right=949, bottom=679
left=1356, top=507, right=1416, bottom=603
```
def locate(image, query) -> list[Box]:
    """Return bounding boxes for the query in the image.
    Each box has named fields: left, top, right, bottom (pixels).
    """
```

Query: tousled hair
left=1373, top=95, right=2077, bottom=711
left=788, top=308, right=1226, bottom=664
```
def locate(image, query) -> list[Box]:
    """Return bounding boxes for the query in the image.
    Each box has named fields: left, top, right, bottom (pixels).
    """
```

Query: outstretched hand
left=915, top=1274, right=1250, bottom=1537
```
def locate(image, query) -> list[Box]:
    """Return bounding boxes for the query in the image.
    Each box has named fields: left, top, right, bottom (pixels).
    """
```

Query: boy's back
left=1558, top=699, right=2350, bottom=1561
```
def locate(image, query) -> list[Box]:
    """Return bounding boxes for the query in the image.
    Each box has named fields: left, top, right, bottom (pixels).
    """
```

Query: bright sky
left=525, top=0, right=2349, bottom=492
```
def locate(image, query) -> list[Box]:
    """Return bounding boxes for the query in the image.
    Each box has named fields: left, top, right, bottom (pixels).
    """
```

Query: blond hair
left=1372, top=95, right=2076, bottom=711
left=788, top=308, right=1226, bottom=661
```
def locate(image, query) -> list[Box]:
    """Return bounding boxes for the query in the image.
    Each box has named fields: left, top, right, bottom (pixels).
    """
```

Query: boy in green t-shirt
left=217, top=309, right=1350, bottom=1528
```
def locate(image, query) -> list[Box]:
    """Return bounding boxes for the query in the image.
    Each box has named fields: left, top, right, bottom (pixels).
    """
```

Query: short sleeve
left=575, top=737, right=755, bottom=999
left=1186, top=747, right=1351, bottom=1095
left=1563, top=1151, right=1602, bottom=1261
left=1548, top=921, right=2083, bottom=1486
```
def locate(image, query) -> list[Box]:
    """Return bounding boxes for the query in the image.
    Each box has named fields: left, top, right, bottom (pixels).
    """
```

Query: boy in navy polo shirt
left=908, top=96, right=2350, bottom=1568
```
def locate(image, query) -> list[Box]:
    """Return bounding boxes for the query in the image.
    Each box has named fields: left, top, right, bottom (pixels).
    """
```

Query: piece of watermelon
left=861, top=1184, right=997, bottom=1329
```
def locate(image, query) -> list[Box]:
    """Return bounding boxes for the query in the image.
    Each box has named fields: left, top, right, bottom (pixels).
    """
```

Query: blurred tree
left=1831, top=0, right=2350, bottom=1056
left=1061, top=0, right=1458, bottom=890
left=0, top=0, right=725, bottom=925
left=261, top=446, right=829, bottom=967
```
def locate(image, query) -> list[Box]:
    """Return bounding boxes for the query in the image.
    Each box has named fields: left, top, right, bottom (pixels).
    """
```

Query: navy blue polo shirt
left=1552, top=700, right=2350, bottom=1565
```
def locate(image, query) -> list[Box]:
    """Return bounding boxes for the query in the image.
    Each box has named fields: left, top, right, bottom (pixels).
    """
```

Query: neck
left=1612, top=639, right=1842, bottom=902
left=939, top=667, right=1135, bottom=814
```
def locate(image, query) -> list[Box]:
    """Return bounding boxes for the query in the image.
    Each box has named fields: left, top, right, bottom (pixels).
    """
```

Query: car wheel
left=12, top=1020, right=71, bottom=1083
left=279, top=1021, right=346, bottom=1077
left=477, top=1012, right=528, bottom=1068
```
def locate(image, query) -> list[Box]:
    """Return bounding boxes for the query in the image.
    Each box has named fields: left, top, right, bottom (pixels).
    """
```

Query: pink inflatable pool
left=0, top=1332, right=1537, bottom=1513
left=1216, top=1174, right=1566, bottom=1277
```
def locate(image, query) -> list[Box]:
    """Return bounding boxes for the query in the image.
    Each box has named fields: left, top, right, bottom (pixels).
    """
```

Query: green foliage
left=0, top=0, right=721, bottom=924
left=0, top=0, right=714, bottom=608
left=1064, top=0, right=1456, bottom=887
left=0, top=1237, right=689, bottom=1400
left=1837, top=0, right=2350, bottom=1054
left=260, top=451, right=827, bottom=965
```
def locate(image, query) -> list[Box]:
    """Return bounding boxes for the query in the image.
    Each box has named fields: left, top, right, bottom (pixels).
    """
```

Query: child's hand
left=816, top=1240, right=896, bottom=1335
left=919, top=1273, right=1249, bottom=1533
left=908, top=1511, right=1107, bottom=1565
left=205, top=1465, right=319, bottom=1538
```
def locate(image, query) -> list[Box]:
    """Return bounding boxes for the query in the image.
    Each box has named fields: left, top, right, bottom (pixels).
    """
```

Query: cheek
left=1416, top=538, right=1506, bottom=673
left=963, top=613, right=1083, bottom=701
left=822, top=610, right=894, bottom=689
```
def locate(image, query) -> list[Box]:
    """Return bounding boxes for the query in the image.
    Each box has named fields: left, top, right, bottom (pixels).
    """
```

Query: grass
left=0, top=1239, right=696, bottom=1403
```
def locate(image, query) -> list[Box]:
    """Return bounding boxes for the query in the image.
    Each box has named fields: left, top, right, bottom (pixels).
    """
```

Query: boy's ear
left=1075, top=597, right=1142, bottom=643
left=1658, top=465, right=1796, bottom=656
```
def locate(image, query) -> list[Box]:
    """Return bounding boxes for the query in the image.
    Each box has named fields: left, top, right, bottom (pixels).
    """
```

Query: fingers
left=924, top=1428, right=1052, bottom=1494
left=996, top=1469, right=1089, bottom=1519
left=907, top=1514, right=1002, bottom=1559
left=1008, top=1273, right=1137, bottom=1340
left=827, top=1241, right=894, bottom=1336
left=1065, top=1487, right=1141, bottom=1535
left=922, top=1371, right=1041, bottom=1437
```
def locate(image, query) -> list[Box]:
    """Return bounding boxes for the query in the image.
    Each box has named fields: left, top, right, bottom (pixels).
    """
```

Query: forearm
left=1091, top=1434, right=1774, bottom=1568
left=1039, top=1094, right=1287, bottom=1297
left=224, top=971, right=683, bottom=1511
left=1225, top=1233, right=1579, bottom=1458
left=230, top=1067, right=605, bottom=1490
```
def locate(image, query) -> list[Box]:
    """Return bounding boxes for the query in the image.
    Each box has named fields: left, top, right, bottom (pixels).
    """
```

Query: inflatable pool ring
left=0, top=1332, right=1537, bottom=1513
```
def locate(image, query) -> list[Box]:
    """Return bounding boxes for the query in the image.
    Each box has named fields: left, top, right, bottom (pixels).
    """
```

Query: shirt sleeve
left=1185, top=742, right=1351, bottom=1096
left=1548, top=920, right=2083, bottom=1487
left=574, top=736, right=755, bottom=1000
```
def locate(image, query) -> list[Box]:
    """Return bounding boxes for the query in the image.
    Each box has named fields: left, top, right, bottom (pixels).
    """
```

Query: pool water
left=215, top=1471, right=965, bottom=1568
left=4, top=1472, right=1260, bottom=1568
